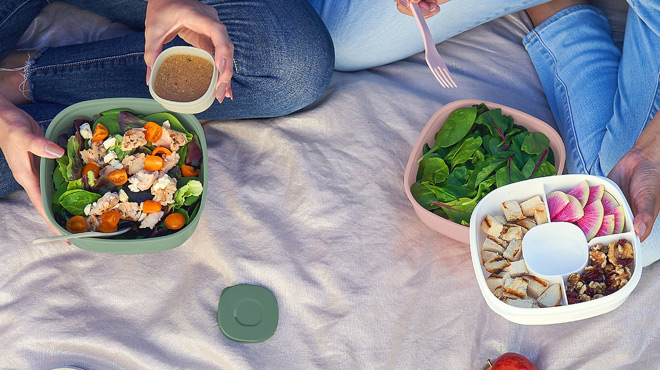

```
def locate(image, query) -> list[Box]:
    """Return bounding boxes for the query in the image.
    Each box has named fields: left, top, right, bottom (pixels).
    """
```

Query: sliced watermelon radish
left=577, top=200, right=604, bottom=241
left=595, top=214, right=615, bottom=237
left=553, top=194, right=585, bottom=223
left=601, top=190, right=620, bottom=215
left=567, top=180, right=590, bottom=208
left=607, top=205, right=625, bottom=234
left=547, top=191, right=570, bottom=219
left=587, top=184, right=604, bottom=205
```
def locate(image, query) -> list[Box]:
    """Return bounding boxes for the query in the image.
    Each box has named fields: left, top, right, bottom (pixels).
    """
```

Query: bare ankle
left=526, top=0, right=588, bottom=28
left=0, top=50, right=33, bottom=105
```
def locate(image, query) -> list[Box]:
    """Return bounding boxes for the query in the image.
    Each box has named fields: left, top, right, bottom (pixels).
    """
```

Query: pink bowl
left=403, top=99, right=566, bottom=244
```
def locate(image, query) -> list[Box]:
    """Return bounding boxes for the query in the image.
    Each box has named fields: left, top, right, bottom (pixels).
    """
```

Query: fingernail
left=216, top=82, right=227, bottom=103
left=429, top=4, right=439, bottom=12
left=399, top=0, right=408, bottom=6
left=45, top=142, right=65, bottom=157
left=218, top=58, right=226, bottom=73
left=637, top=223, right=646, bottom=237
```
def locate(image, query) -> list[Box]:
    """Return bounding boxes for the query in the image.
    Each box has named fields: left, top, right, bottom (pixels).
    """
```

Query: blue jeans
left=307, top=0, right=550, bottom=71
left=0, top=0, right=334, bottom=197
left=523, top=2, right=660, bottom=266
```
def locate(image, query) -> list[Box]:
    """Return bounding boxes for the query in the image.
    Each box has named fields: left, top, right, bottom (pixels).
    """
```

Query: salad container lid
left=217, top=284, right=278, bottom=343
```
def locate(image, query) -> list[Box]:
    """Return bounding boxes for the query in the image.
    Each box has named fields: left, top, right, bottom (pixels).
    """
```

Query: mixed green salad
left=51, top=108, right=204, bottom=238
left=411, top=103, right=556, bottom=226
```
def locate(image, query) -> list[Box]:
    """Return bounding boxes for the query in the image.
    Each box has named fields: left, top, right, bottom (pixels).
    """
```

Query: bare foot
left=526, top=0, right=588, bottom=28
left=0, top=50, right=32, bottom=105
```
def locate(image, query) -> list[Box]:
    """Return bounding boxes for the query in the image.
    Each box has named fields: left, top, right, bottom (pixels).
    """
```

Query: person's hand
left=608, top=112, right=660, bottom=242
left=0, top=97, right=64, bottom=234
left=144, top=0, right=234, bottom=103
left=394, top=0, right=451, bottom=19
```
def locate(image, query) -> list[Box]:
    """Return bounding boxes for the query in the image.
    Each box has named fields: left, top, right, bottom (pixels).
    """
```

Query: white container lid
left=149, top=46, right=218, bottom=114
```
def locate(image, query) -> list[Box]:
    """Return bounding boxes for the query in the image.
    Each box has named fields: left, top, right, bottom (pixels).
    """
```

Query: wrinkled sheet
left=3, top=2, right=660, bottom=369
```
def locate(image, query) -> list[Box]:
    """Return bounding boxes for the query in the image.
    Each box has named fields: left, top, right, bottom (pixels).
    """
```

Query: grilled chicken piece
left=121, top=128, right=147, bottom=151
left=139, top=210, right=164, bottom=229
left=127, top=170, right=158, bottom=192
left=80, top=141, right=107, bottom=166
left=123, top=153, right=146, bottom=175
left=87, top=192, right=120, bottom=216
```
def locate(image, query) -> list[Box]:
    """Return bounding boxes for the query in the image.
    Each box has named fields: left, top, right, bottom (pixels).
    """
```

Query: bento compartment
left=543, top=177, right=631, bottom=238
left=564, top=233, right=636, bottom=305
left=476, top=185, right=563, bottom=309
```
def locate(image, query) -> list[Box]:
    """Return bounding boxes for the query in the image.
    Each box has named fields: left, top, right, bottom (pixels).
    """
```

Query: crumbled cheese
left=128, top=182, right=139, bottom=193
left=103, top=151, right=118, bottom=163
left=152, top=176, right=171, bottom=192
left=108, top=159, right=123, bottom=170
left=119, top=189, right=129, bottom=203
left=80, top=123, right=92, bottom=140
left=83, top=203, right=93, bottom=216
left=103, top=137, right=116, bottom=150
left=138, top=208, right=147, bottom=221
left=162, top=120, right=170, bottom=129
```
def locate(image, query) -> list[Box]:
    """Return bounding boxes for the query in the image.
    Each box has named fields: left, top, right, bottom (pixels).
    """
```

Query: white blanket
left=3, top=2, right=659, bottom=369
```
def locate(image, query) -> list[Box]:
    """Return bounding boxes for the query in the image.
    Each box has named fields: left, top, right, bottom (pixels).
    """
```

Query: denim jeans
left=307, top=0, right=550, bottom=71
left=0, top=0, right=334, bottom=197
left=524, top=2, right=660, bottom=266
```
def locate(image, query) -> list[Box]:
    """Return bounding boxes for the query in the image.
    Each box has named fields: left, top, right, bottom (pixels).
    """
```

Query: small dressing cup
left=522, top=221, right=589, bottom=280
left=149, top=46, right=218, bottom=114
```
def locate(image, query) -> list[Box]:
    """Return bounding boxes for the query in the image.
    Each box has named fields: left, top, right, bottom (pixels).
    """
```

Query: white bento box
left=469, top=174, right=641, bottom=325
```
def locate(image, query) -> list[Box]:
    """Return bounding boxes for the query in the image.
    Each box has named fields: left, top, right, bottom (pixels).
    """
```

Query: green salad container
left=40, top=98, right=208, bottom=254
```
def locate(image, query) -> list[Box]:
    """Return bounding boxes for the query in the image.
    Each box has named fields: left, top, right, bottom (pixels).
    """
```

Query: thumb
left=28, top=136, right=65, bottom=159
left=632, top=192, right=659, bottom=242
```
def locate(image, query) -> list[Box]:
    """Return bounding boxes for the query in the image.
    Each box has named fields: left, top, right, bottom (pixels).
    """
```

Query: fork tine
left=439, top=67, right=456, bottom=88
left=436, top=66, right=457, bottom=88
left=433, top=71, right=449, bottom=89
left=431, top=66, right=449, bottom=88
left=433, top=67, right=451, bottom=89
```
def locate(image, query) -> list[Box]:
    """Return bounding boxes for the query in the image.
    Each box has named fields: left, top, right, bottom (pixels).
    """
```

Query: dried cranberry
left=618, top=238, right=629, bottom=245
left=605, top=287, right=618, bottom=295
left=584, top=287, right=594, bottom=296
left=618, top=258, right=633, bottom=266
left=567, top=290, right=579, bottom=304
left=581, top=269, right=605, bottom=283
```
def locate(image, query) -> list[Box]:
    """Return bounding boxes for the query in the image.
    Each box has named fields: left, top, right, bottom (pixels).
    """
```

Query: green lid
left=217, top=284, right=278, bottom=343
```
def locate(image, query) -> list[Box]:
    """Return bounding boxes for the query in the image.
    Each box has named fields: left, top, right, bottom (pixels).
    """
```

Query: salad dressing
left=154, top=54, right=214, bottom=102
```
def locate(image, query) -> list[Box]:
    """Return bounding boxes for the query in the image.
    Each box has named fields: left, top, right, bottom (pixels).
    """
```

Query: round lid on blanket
left=217, top=284, right=279, bottom=343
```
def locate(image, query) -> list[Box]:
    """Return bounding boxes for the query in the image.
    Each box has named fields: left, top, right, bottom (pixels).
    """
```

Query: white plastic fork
left=409, top=2, right=457, bottom=88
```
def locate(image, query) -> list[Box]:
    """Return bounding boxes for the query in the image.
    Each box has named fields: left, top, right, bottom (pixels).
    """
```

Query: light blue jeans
left=308, top=0, right=549, bottom=71
left=523, top=2, right=660, bottom=266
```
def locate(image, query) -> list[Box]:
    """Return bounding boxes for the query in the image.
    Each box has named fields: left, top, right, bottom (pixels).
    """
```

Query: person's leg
left=308, top=0, right=551, bottom=71
left=0, top=0, right=47, bottom=60
left=524, top=1, right=660, bottom=265
left=23, top=0, right=333, bottom=121
left=523, top=3, right=619, bottom=175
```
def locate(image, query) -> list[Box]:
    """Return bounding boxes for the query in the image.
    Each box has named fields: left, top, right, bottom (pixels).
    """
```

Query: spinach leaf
left=432, top=198, right=476, bottom=225
left=410, top=182, right=440, bottom=210
left=446, top=133, right=482, bottom=169
left=420, top=157, right=449, bottom=185
left=435, top=107, right=477, bottom=148
left=417, top=107, right=477, bottom=162
left=93, top=114, right=122, bottom=135
left=59, top=189, right=102, bottom=216
left=522, top=131, right=550, bottom=155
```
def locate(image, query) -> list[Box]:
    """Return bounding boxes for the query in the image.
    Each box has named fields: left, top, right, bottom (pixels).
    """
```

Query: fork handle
left=409, top=3, right=436, bottom=52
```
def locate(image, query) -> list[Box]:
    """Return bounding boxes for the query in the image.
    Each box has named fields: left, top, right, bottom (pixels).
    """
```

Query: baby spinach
left=59, top=189, right=102, bottom=216
left=411, top=103, right=557, bottom=226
